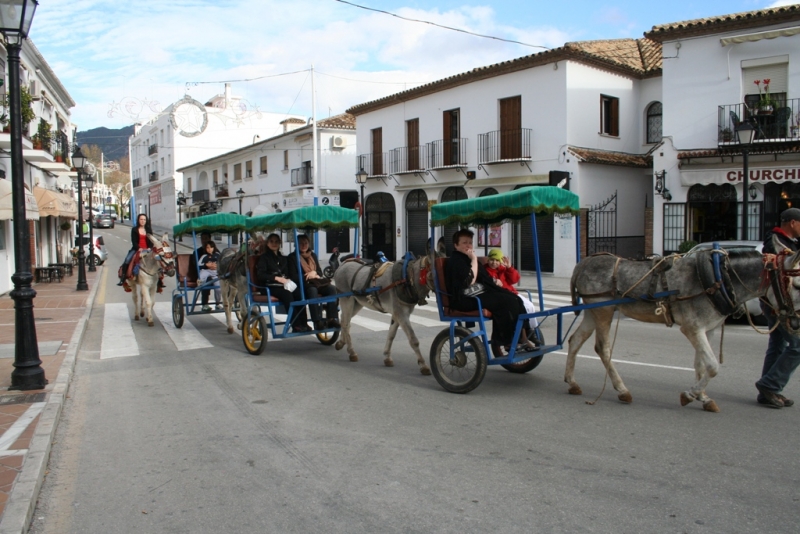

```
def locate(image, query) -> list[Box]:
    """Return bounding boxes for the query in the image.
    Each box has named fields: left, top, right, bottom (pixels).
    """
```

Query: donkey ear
left=789, top=249, right=800, bottom=269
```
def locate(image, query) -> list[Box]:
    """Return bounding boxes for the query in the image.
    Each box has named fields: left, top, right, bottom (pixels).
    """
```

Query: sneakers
left=215, top=304, right=224, bottom=311
left=293, top=323, right=311, bottom=333
left=755, top=382, right=785, bottom=408
left=326, top=318, right=340, bottom=328
left=202, top=305, right=212, bottom=312
left=313, top=320, right=327, bottom=331
left=116, top=279, right=125, bottom=286
left=757, top=392, right=794, bottom=407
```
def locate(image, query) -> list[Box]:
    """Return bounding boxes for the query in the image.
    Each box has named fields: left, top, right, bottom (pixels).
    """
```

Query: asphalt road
left=29, top=225, right=800, bottom=534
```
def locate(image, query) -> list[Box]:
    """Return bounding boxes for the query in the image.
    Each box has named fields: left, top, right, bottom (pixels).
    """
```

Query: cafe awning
left=33, top=186, right=78, bottom=219
left=0, top=179, right=39, bottom=221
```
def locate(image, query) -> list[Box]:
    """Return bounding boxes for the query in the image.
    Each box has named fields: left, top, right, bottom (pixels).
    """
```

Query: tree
left=79, top=144, right=132, bottom=215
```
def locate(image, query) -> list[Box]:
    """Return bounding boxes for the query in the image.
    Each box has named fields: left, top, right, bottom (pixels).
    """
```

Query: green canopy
left=430, top=186, right=580, bottom=227
left=173, top=212, right=248, bottom=237
left=246, top=205, right=359, bottom=232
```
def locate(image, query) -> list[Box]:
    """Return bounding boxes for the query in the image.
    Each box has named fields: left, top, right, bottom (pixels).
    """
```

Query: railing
left=389, top=146, right=426, bottom=174
left=149, top=171, right=158, bottom=182
left=290, top=166, right=313, bottom=186
left=478, top=128, right=532, bottom=164
left=148, top=143, right=158, bottom=156
left=214, top=183, right=229, bottom=197
left=718, top=98, right=800, bottom=144
left=132, top=178, right=141, bottom=188
left=426, top=138, right=468, bottom=169
left=356, top=153, right=388, bottom=177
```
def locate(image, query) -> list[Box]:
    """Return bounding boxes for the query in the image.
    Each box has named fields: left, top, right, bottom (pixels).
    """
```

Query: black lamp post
left=355, top=169, right=368, bottom=258
left=72, top=147, right=88, bottom=291
left=176, top=191, right=186, bottom=241
left=736, top=122, right=756, bottom=240
left=84, top=164, right=96, bottom=272
left=235, top=188, right=245, bottom=244
left=2, top=0, right=46, bottom=390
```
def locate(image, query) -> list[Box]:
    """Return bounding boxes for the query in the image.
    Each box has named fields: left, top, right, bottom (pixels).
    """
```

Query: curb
left=0, top=269, right=102, bottom=534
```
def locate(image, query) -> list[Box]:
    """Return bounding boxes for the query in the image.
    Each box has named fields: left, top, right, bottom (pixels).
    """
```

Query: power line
left=316, top=70, right=430, bottom=85
left=185, top=68, right=310, bottom=89
left=334, top=0, right=550, bottom=50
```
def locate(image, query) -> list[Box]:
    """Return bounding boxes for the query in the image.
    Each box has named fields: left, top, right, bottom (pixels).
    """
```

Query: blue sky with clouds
left=25, top=0, right=796, bottom=139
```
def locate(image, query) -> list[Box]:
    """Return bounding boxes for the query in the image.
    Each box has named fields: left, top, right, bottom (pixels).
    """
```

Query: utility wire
left=185, top=69, right=310, bottom=89
left=335, top=0, right=550, bottom=50
left=316, top=70, right=430, bottom=85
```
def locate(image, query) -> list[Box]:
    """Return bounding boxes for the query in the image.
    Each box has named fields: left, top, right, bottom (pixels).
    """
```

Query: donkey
left=129, top=233, right=176, bottom=327
left=565, top=248, right=777, bottom=412
left=333, top=253, right=435, bottom=374
left=218, top=247, right=245, bottom=334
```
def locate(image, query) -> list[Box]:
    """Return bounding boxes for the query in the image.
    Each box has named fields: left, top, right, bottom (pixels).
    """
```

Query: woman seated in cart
left=256, top=233, right=309, bottom=332
left=290, top=234, right=339, bottom=330
left=445, top=229, right=535, bottom=358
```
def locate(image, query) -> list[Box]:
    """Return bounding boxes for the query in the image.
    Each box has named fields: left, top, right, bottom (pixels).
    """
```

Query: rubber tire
left=243, top=312, right=267, bottom=355
left=429, top=326, right=487, bottom=394
left=88, top=254, right=100, bottom=267
left=172, top=296, right=184, bottom=328
left=323, top=267, right=334, bottom=279
left=316, top=329, right=339, bottom=346
left=501, top=327, right=544, bottom=374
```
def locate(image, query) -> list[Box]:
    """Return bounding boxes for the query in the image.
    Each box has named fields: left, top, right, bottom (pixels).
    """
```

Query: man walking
left=756, top=208, right=800, bottom=408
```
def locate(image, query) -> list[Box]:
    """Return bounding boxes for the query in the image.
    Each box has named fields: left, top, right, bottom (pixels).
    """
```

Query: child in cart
left=484, top=248, right=542, bottom=346
left=198, top=241, right=222, bottom=311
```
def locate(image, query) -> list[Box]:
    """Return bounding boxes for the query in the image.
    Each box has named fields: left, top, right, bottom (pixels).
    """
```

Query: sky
left=26, top=0, right=797, bottom=150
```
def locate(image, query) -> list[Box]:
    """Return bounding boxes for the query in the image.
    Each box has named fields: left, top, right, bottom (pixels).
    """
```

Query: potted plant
left=36, top=119, right=51, bottom=151
left=753, top=79, right=775, bottom=115
left=32, top=133, right=41, bottom=149
left=720, top=127, right=733, bottom=142
left=54, top=151, right=63, bottom=163
left=792, top=111, right=800, bottom=139
left=60, top=221, right=71, bottom=231
left=0, top=113, right=7, bottom=133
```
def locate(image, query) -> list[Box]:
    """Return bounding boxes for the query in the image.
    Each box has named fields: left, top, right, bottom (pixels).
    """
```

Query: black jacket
left=257, top=250, right=294, bottom=287
left=445, top=250, right=499, bottom=311
left=288, top=251, right=323, bottom=286
left=130, top=226, right=152, bottom=250
left=763, top=227, right=799, bottom=255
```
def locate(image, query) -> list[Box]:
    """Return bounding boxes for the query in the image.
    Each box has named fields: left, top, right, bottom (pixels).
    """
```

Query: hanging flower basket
left=60, top=221, right=71, bottom=231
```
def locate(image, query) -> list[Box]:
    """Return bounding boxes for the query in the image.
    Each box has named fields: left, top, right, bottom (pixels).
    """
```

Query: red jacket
left=484, top=263, right=520, bottom=294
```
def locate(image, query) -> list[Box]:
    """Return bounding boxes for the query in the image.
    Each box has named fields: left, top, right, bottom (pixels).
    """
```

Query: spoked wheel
left=172, top=296, right=184, bottom=328
left=316, top=329, right=339, bottom=346
left=429, top=326, right=487, bottom=394
left=242, top=311, right=268, bottom=355
left=501, top=327, right=544, bottom=374
left=323, top=267, right=334, bottom=279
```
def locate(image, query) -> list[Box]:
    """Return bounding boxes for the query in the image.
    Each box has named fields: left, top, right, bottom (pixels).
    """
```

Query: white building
left=129, top=84, right=304, bottom=231
left=177, top=113, right=358, bottom=258
left=0, top=38, right=76, bottom=294
left=347, top=39, right=663, bottom=272
left=646, top=4, right=800, bottom=253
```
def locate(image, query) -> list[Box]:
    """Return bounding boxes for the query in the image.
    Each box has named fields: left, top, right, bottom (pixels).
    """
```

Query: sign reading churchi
left=726, top=168, right=800, bottom=182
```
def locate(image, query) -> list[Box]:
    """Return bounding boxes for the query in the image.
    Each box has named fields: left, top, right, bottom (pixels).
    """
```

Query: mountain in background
left=76, top=125, right=134, bottom=162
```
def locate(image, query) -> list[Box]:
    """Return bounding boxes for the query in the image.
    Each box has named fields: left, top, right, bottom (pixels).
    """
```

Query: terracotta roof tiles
left=318, top=113, right=355, bottom=130
left=645, top=4, right=800, bottom=42
left=568, top=146, right=652, bottom=168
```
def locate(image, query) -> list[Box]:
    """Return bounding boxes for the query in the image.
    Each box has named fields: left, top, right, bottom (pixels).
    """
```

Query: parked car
left=103, top=208, right=118, bottom=220
left=94, top=213, right=115, bottom=228
left=74, top=235, right=108, bottom=266
left=686, top=240, right=764, bottom=322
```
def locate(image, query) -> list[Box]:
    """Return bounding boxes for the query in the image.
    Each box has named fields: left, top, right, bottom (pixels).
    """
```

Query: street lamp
left=236, top=188, right=245, bottom=244
left=736, top=122, right=756, bottom=240
left=72, top=146, right=88, bottom=291
left=83, top=164, right=96, bottom=272
left=355, top=168, right=368, bottom=259
left=176, top=190, right=186, bottom=241
left=1, top=0, right=45, bottom=390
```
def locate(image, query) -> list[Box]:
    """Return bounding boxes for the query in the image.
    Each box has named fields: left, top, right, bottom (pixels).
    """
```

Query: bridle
left=763, top=250, right=800, bottom=331
left=148, top=238, right=176, bottom=276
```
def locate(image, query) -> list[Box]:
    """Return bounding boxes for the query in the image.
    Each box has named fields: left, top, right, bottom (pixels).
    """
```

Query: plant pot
left=55, top=155, right=63, bottom=163
left=791, top=126, right=800, bottom=139
left=60, top=222, right=71, bottom=231
left=758, top=105, right=773, bottom=115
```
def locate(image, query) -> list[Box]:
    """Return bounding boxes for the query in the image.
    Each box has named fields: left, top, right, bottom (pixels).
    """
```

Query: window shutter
left=743, top=63, right=788, bottom=94
left=442, top=111, right=452, bottom=164
left=610, top=98, right=619, bottom=137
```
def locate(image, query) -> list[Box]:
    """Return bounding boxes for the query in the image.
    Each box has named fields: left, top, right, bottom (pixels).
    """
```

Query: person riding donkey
left=118, top=213, right=165, bottom=292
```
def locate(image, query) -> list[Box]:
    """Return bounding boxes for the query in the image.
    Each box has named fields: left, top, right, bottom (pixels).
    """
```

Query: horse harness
left=346, top=252, right=427, bottom=311
left=138, top=239, right=175, bottom=277
left=762, top=250, right=800, bottom=330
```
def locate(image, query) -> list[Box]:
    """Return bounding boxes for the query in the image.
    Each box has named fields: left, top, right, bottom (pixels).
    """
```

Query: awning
left=0, top=179, right=39, bottom=220
left=720, top=26, right=800, bottom=46
left=33, top=186, right=78, bottom=219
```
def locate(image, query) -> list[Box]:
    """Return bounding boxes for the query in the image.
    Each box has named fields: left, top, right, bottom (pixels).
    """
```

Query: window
left=233, top=163, right=242, bottom=181
left=646, top=102, right=662, bottom=144
left=245, top=160, right=252, bottom=178
left=406, top=119, right=420, bottom=171
left=499, top=96, right=522, bottom=159
left=443, top=108, right=460, bottom=165
left=283, top=150, right=289, bottom=170
left=213, top=169, right=218, bottom=186
left=0, top=220, right=5, bottom=250
left=743, top=59, right=788, bottom=112
left=600, top=95, right=619, bottom=136
left=187, top=177, right=192, bottom=194
left=371, top=127, right=383, bottom=175
left=260, top=156, right=267, bottom=175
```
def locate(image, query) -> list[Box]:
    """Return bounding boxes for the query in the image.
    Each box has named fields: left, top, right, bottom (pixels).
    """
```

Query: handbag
left=309, top=277, right=332, bottom=289
left=463, top=283, right=485, bottom=298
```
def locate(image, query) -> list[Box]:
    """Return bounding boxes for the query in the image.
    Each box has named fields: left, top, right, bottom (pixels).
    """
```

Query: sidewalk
left=0, top=267, right=101, bottom=534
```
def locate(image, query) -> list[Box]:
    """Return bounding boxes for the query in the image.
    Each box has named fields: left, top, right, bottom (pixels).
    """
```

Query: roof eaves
left=645, top=4, right=800, bottom=42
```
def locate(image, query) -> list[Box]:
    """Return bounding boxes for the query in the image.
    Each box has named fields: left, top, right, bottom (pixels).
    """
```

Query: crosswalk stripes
left=101, top=303, right=140, bottom=359
left=153, top=302, right=214, bottom=351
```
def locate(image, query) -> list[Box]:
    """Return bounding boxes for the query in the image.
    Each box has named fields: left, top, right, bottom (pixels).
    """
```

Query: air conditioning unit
left=330, top=135, right=346, bottom=150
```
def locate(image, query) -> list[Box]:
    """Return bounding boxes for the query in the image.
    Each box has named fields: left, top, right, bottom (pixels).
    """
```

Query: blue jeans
left=757, top=313, right=800, bottom=394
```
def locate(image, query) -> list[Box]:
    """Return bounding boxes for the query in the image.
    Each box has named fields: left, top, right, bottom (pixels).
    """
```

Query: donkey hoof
left=618, top=391, right=633, bottom=403
left=680, top=392, right=695, bottom=406
left=227, top=326, right=234, bottom=334
left=147, top=321, right=154, bottom=327
left=568, top=385, right=583, bottom=396
left=140, top=311, right=144, bottom=317
left=349, top=354, right=359, bottom=362
left=420, top=366, right=431, bottom=376
left=702, top=400, right=720, bottom=413
left=384, top=359, right=394, bottom=367
left=334, top=340, right=344, bottom=351
left=134, top=315, right=139, bottom=321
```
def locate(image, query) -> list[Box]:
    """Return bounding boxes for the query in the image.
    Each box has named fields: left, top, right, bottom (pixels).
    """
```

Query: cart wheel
left=323, top=267, right=334, bottom=279
left=316, top=329, right=339, bottom=346
left=172, top=296, right=184, bottom=328
left=429, top=326, right=487, bottom=394
left=243, top=311, right=267, bottom=355
left=501, top=328, right=544, bottom=374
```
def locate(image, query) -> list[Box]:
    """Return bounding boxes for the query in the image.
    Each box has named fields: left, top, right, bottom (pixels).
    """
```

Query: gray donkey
left=566, top=248, right=774, bottom=412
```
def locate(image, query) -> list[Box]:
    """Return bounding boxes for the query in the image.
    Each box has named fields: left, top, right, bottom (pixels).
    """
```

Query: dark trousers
left=457, top=287, right=524, bottom=345
left=262, top=286, right=307, bottom=326
left=304, top=283, right=338, bottom=321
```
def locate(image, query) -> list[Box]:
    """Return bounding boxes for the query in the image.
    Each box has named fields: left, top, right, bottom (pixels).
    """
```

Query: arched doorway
left=512, top=185, right=554, bottom=273
left=477, top=188, right=499, bottom=256
left=198, top=171, right=209, bottom=191
left=365, top=192, right=396, bottom=261
left=687, top=184, right=740, bottom=242
left=405, top=189, right=428, bottom=257
left=441, top=186, right=467, bottom=254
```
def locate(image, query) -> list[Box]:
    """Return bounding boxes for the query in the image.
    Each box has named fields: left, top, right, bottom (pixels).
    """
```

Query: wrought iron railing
left=291, top=166, right=313, bottom=186
left=478, top=128, right=531, bottom=164
left=148, top=143, right=158, bottom=156
left=718, top=98, right=800, bottom=144
left=426, top=138, right=468, bottom=169
left=149, top=171, right=158, bottom=182
left=214, top=183, right=229, bottom=197
left=356, top=153, right=388, bottom=177
left=389, top=146, right=426, bottom=174
left=132, top=178, right=141, bottom=188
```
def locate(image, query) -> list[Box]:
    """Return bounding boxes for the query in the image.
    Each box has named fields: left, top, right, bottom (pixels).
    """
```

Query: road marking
left=153, top=302, right=213, bottom=351
left=408, top=314, right=444, bottom=327
left=0, top=402, right=45, bottom=451
left=350, top=315, right=389, bottom=331
left=551, top=351, right=694, bottom=372
left=101, top=303, right=140, bottom=359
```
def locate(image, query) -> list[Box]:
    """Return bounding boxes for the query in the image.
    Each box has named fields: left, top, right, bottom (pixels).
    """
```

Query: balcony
left=356, top=153, right=388, bottom=177
left=426, top=138, right=468, bottom=169
left=718, top=99, right=800, bottom=145
left=149, top=171, right=158, bottom=182
left=389, top=146, right=426, bottom=174
left=214, top=183, right=229, bottom=197
left=132, top=178, right=141, bottom=188
left=478, top=128, right=532, bottom=165
left=148, top=143, right=158, bottom=156
left=290, top=166, right=313, bottom=186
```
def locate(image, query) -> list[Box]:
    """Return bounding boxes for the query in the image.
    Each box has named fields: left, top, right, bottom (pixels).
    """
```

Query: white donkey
left=129, top=233, right=176, bottom=326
